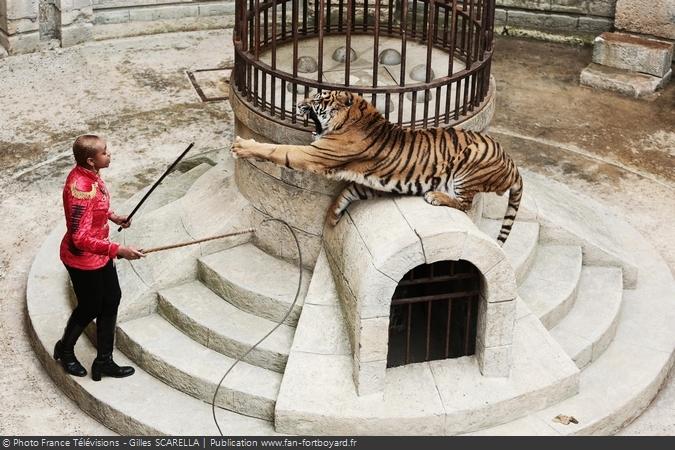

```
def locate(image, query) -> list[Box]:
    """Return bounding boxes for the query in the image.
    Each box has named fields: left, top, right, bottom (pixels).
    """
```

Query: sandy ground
left=0, top=30, right=673, bottom=435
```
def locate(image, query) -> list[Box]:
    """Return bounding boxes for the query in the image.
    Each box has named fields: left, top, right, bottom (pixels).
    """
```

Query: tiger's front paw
left=424, top=191, right=445, bottom=206
left=230, top=136, right=259, bottom=160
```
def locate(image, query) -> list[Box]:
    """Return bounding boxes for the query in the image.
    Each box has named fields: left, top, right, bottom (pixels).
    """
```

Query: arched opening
left=387, top=259, right=480, bottom=368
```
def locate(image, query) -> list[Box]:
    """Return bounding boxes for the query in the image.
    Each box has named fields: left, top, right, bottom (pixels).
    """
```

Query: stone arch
left=323, top=196, right=516, bottom=395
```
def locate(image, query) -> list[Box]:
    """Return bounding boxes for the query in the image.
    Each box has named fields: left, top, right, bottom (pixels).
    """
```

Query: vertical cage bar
left=314, top=0, right=320, bottom=32
left=302, top=0, right=308, bottom=34
left=318, top=0, right=325, bottom=92
left=445, top=299, right=452, bottom=358
left=423, top=0, right=435, bottom=127
left=387, top=0, right=393, bottom=33
left=292, top=0, right=299, bottom=122
left=364, top=0, right=369, bottom=31
left=372, top=0, right=381, bottom=106
left=411, top=0, right=417, bottom=37
left=338, top=0, right=344, bottom=31
left=327, top=0, right=332, bottom=29
left=398, top=0, right=408, bottom=126
left=425, top=301, right=432, bottom=360
left=282, top=0, right=287, bottom=38
left=345, top=0, right=353, bottom=85
left=445, top=0, right=458, bottom=123
left=270, top=0, right=278, bottom=116
left=464, top=297, right=472, bottom=355
left=405, top=303, right=412, bottom=364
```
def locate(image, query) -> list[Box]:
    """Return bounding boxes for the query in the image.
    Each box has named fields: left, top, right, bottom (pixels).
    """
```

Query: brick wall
left=496, top=0, right=617, bottom=37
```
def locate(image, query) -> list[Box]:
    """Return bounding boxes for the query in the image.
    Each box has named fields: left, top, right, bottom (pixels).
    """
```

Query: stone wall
left=0, top=0, right=234, bottom=55
left=496, top=0, right=617, bottom=38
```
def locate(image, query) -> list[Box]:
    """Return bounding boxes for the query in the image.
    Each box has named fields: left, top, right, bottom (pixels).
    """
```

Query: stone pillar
left=1, top=0, right=41, bottom=54
left=55, top=0, right=93, bottom=47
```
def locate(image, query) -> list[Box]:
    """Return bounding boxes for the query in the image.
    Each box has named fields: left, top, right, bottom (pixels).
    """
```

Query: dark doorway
left=387, top=259, right=480, bottom=368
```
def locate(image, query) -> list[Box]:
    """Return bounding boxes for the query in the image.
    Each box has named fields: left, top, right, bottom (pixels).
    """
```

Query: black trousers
left=65, top=259, right=121, bottom=328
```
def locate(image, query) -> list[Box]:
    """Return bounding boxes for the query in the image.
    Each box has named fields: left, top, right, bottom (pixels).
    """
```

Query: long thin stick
left=118, top=142, right=195, bottom=231
left=139, top=229, right=254, bottom=254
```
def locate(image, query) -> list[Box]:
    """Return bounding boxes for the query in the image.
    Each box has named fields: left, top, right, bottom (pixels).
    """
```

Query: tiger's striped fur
left=232, top=90, right=523, bottom=245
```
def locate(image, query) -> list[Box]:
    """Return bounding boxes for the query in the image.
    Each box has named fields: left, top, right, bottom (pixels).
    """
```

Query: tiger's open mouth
left=307, top=108, right=323, bottom=136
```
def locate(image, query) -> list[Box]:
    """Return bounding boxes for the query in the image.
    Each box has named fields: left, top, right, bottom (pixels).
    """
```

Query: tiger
left=231, top=90, right=523, bottom=245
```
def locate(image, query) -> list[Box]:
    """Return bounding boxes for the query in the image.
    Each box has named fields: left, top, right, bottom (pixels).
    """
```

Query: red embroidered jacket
left=60, top=165, right=120, bottom=270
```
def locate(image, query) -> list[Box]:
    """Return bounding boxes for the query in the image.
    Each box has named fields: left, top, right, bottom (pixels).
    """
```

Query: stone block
left=580, top=62, right=671, bottom=98
left=592, top=32, right=673, bottom=77
left=3, top=29, right=39, bottom=54
left=236, top=158, right=332, bottom=235
left=346, top=198, right=425, bottom=281
left=7, top=0, right=38, bottom=20
left=508, top=10, right=578, bottom=32
left=477, top=297, right=516, bottom=348
left=586, top=0, right=617, bottom=17
left=198, top=3, right=235, bottom=17
left=59, top=7, right=94, bottom=26
left=460, top=228, right=505, bottom=275
left=7, top=17, right=38, bottom=34
left=59, top=21, right=93, bottom=47
left=129, top=5, right=200, bottom=22
left=482, top=258, right=518, bottom=303
left=549, top=0, right=586, bottom=15
left=323, top=211, right=399, bottom=320
left=352, top=357, right=386, bottom=396
left=0, top=44, right=7, bottom=59
left=615, top=0, right=675, bottom=40
left=357, top=317, right=390, bottom=362
left=393, top=196, right=468, bottom=264
left=498, top=0, right=552, bottom=10
left=577, top=16, right=613, bottom=34
left=94, top=8, right=130, bottom=24
left=477, top=340, right=511, bottom=377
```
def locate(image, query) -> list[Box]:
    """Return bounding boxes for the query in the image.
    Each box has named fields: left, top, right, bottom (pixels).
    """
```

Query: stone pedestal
left=581, top=32, right=673, bottom=98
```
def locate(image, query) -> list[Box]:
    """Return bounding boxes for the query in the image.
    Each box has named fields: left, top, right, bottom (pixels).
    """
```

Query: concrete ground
left=0, top=30, right=673, bottom=435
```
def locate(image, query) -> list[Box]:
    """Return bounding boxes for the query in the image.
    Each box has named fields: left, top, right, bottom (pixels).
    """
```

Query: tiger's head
left=297, top=90, right=358, bottom=138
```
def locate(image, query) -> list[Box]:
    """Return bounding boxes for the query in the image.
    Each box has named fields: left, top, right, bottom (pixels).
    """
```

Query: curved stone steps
left=117, top=313, right=281, bottom=421
left=157, top=280, right=295, bottom=372
left=26, top=228, right=276, bottom=436
left=198, top=243, right=311, bottom=326
left=478, top=219, right=540, bottom=283
left=518, top=245, right=583, bottom=329
left=549, top=266, right=623, bottom=369
left=467, top=298, right=672, bottom=436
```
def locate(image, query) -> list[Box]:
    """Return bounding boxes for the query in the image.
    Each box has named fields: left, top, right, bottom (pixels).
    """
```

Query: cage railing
left=233, top=0, right=495, bottom=131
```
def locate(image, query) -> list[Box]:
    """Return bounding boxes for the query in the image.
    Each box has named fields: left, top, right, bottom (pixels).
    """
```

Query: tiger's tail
left=497, top=170, right=523, bottom=246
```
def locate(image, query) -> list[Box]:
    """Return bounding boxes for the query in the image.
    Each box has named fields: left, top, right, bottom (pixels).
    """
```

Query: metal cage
left=387, top=259, right=480, bottom=368
left=233, top=0, right=495, bottom=131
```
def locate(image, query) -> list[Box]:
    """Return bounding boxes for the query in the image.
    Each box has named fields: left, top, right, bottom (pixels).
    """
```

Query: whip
left=118, top=142, right=195, bottom=231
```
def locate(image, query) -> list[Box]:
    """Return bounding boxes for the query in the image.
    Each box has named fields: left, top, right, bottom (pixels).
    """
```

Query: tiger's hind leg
left=423, top=191, right=473, bottom=212
left=328, top=183, right=388, bottom=226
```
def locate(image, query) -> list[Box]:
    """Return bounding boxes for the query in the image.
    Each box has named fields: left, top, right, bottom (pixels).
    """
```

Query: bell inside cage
left=233, top=0, right=495, bottom=130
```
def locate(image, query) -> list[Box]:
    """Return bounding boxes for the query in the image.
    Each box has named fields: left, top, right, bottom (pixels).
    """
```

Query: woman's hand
left=117, top=245, right=145, bottom=260
left=110, top=213, right=131, bottom=228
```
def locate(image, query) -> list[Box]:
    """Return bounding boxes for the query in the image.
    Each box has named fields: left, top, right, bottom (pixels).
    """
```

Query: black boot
left=53, top=316, right=87, bottom=377
left=91, top=315, right=134, bottom=381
